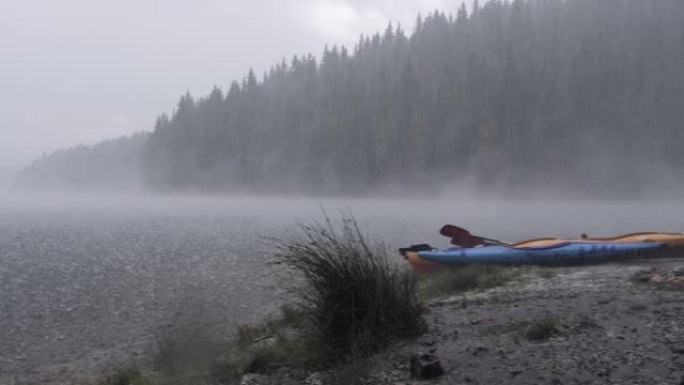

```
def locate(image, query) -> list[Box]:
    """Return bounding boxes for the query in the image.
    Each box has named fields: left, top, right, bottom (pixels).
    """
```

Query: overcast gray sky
left=0, top=0, right=468, bottom=175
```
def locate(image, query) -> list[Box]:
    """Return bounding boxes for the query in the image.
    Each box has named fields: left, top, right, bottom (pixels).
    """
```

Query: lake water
left=1, top=193, right=683, bottom=384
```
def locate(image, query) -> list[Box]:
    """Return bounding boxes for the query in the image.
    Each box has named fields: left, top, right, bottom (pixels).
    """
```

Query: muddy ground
left=369, top=259, right=684, bottom=385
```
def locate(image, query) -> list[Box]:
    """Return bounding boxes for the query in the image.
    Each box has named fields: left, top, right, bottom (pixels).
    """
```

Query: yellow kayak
left=514, top=232, right=684, bottom=248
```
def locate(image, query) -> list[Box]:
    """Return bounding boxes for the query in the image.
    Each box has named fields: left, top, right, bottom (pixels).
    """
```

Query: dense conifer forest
left=18, top=0, right=684, bottom=196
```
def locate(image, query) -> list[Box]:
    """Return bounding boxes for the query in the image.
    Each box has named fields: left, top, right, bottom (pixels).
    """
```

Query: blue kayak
left=418, top=241, right=665, bottom=266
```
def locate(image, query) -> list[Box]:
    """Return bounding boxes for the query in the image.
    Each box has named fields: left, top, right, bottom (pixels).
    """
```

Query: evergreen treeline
left=21, top=0, right=684, bottom=195
left=16, top=133, right=148, bottom=190
left=144, top=0, right=684, bottom=195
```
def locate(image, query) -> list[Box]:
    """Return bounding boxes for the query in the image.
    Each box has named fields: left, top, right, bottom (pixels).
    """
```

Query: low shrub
left=152, top=323, right=219, bottom=377
left=96, top=366, right=152, bottom=385
left=481, top=315, right=562, bottom=342
left=211, top=306, right=330, bottom=383
left=524, top=316, right=561, bottom=341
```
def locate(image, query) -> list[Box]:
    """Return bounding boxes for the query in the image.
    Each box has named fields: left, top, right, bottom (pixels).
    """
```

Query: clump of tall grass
left=275, top=215, right=425, bottom=358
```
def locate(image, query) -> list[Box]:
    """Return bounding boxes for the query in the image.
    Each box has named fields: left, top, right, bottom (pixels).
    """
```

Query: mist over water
left=2, top=191, right=683, bottom=238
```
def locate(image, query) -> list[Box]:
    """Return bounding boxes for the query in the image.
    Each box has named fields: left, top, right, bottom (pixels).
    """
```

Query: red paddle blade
left=440, top=224, right=471, bottom=238
left=440, top=224, right=485, bottom=247
left=451, top=233, right=483, bottom=247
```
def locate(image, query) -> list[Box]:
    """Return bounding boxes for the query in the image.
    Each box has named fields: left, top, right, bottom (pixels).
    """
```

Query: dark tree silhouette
left=16, top=133, right=148, bottom=190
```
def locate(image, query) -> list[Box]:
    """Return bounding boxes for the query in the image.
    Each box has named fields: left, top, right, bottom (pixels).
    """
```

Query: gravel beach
left=372, top=260, right=684, bottom=385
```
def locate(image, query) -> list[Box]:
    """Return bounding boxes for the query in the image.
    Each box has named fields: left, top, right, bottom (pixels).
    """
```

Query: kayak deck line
left=514, top=232, right=684, bottom=248
left=418, top=241, right=667, bottom=267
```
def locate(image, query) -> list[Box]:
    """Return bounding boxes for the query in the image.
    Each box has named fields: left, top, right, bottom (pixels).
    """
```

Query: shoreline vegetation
left=82, top=214, right=684, bottom=384
left=84, top=216, right=560, bottom=385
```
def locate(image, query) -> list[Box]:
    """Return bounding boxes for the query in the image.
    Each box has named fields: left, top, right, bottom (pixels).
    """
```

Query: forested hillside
left=20, top=0, right=684, bottom=195
left=16, top=133, right=148, bottom=190
left=143, top=0, right=684, bottom=195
